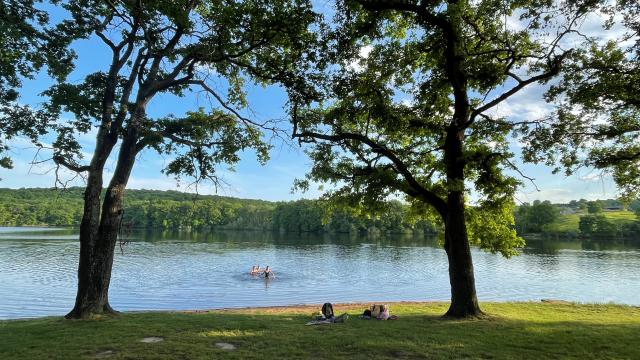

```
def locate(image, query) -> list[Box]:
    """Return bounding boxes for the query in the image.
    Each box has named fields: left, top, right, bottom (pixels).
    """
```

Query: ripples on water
left=1, top=227, right=639, bottom=319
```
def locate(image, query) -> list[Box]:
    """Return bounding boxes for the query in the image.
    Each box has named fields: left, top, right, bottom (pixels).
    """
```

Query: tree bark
left=65, top=121, right=120, bottom=318
left=442, top=127, right=482, bottom=318
left=443, top=197, right=482, bottom=318
left=65, top=170, right=115, bottom=318
left=65, top=121, right=140, bottom=319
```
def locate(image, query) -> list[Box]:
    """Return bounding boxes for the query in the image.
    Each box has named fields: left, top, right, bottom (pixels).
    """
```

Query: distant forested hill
left=4, top=188, right=639, bottom=238
left=0, top=188, right=436, bottom=235
left=514, top=199, right=640, bottom=238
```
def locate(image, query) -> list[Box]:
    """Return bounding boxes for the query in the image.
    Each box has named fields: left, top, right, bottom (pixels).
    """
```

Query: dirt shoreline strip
left=173, top=301, right=458, bottom=315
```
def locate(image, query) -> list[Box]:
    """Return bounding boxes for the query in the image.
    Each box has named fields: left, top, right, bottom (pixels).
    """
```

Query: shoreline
left=153, top=299, right=640, bottom=316
left=176, top=300, right=450, bottom=314
left=3, top=300, right=639, bottom=322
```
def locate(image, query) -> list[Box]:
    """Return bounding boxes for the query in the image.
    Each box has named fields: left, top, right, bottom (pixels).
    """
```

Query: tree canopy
left=2, top=0, right=323, bottom=318
left=293, top=0, right=597, bottom=254
left=515, top=200, right=559, bottom=233
left=0, top=0, right=75, bottom=170
left=292, top=0, right=598, bottom=317
left=36, top=0, right=320, bottom=185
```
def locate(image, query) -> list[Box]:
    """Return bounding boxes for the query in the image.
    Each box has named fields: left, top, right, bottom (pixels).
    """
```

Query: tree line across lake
left=3, top=187, right=640, bottom=238
left=515, top=199, right=640, bottom=238
left=0, top=188, right=436, bottom=235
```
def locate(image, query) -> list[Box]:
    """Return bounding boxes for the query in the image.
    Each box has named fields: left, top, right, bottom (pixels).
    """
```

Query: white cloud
left=345, top=45, right=373, bottom=73
left=514, top=170, right=617, bottom=203
left=578, top=172, right=607, bottom=182
left=126, top=176, right=181, bottom=192
left=579, top=9, right=636, bottom=48
left=485, top=84, right=554, bottom=122
left=359, top=44, right=373, bottom=58
left=400, top=98, right=414, bottom=107
left=516, top=188, right=573, bottom=203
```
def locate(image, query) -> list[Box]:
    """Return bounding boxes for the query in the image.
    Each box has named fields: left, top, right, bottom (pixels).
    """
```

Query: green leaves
left=515, top=200, right=560, bottom=233
left=147, top=109, right=271, bottom=185
left=3, top=0, right=322, bottom=191
left=0, top=0, right=78, bottom=169
left=467, top=199, right=524, bottom=258
left=0, top=0, right=75, bottom=101
left=293, top=0, right=591, bottom=257
left=43, top=72, right=117, bottom=128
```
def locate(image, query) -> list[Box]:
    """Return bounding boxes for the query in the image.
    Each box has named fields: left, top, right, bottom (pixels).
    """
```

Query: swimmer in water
left=264, top=266, right=275, bottom=279
left=250, top=265, right=260, bottom=275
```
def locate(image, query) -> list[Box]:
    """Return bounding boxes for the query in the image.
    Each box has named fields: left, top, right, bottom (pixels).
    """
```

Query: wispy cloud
left=345, top=45, right=373, bottom=73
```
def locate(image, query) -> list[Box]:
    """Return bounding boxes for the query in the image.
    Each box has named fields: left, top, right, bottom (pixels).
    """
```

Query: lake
left=1, top=227, right=639, bottom=319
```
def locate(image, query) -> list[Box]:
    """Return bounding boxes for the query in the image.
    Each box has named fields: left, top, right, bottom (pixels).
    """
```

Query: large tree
left=292, top=0, right=595, bottom=317
left=10, top=0, right=319, bottom=318
left=521, top=0, right=640, bottom=199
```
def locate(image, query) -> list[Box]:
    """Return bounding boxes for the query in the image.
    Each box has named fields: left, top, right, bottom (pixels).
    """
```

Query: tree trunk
left=65, top=170, right=116, bottom=319
left=64, top=220, right=119, bottom=318
left=443, top=195, right=482, bottom=318
left=442, top=127, right=482, bottom=318
left=65, top=124, right=140, bottom=319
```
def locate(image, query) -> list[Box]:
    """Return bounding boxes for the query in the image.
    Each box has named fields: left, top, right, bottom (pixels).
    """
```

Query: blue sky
left=0, top=3, right=625, bottom=203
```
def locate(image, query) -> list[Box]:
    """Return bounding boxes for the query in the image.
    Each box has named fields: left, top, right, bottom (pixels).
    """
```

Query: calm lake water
left=1, top=227, right=639, bottom=319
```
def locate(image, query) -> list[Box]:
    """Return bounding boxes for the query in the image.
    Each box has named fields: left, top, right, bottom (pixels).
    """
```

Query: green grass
left=1, top=302, right=639, bottom=359
left=546, top=210, right=637, bottom=233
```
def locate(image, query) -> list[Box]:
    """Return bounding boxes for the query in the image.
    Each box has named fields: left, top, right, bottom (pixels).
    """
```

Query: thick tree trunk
left=65, top=222, right=119, bottom=318
left=65, top=171, right=116, bottom=319
left=443, top=195, right=482, bottom=318
left=65, top=122, right=140, bottom=319
left=65, top=31, right=146, bottom=317
left=442, top=127, right=482, bottom=318
left=67, top=185, right=127, bottom=318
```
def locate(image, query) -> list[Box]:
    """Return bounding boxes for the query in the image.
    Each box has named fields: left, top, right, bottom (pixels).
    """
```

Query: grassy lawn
left=1, top=302, right=639, bottom=359
left=546, top=210, right=637, bottom=233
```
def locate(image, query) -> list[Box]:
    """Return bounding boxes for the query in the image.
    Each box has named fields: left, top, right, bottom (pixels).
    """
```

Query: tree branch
left=52, top=155, right=90, bottom=173
left=96, top=31, right=117, bottom=52
left=504, top=158, right=539, bottom=192
left=190, top=80, right=279, bottom=132
left=293, top=127, right=447, bottom=215
left=468, top=51, right=571, bottom=126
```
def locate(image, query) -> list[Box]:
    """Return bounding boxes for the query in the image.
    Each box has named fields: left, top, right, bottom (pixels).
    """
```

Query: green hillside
left=0, top=188, right=435, bottom=234
left=546, top=210, right=638, bottom=233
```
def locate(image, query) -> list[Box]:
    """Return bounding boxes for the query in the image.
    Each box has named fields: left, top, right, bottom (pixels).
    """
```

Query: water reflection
left=0, top=228, right=639, bottom=319
left=523, top=237, right=640, bottom=254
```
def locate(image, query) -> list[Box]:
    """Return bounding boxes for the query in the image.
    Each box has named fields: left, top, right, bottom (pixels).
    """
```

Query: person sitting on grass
left=306, top=303, right=348, bottom=325
left=321, top=303, right=348, bottom=322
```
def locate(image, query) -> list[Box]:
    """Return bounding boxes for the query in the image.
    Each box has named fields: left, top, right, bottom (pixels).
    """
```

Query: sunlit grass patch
left=547, top=210, right=637, bottom=233
left=199, top=329, right=264, bottom=338
left=1, top=302, right=639, bottom=359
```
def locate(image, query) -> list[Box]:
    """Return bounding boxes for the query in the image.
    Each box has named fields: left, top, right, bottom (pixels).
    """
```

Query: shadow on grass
left=1, top=304, right=639, bottom=359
